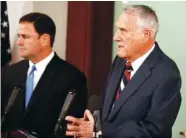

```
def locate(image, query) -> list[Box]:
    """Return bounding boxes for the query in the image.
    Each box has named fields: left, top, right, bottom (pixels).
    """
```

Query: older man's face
left=113, top=12, right=146, bottom=62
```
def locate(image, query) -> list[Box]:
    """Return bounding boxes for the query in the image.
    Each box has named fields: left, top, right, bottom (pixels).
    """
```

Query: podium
left=1, top=130, right=38, bottom=138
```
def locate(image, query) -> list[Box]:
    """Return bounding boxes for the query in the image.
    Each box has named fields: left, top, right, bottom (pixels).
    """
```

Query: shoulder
left=158, top=49, right=180, bottom=77
left=2, top=60, right=28, bottom=74
left=53, top=55, right=86, bottom=79
left=146, top=44, right=180, bottom=78
left=149, top=46, right=181, bottom=86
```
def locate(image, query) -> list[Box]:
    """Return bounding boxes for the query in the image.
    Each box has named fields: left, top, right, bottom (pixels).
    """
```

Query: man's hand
left=65, top=109, right=94, bottom=138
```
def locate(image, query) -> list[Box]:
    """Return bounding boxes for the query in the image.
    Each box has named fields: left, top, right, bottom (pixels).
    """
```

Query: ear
left=142, top=28, right=152, bottom=42
left=40, top=34, right=50, bottom=47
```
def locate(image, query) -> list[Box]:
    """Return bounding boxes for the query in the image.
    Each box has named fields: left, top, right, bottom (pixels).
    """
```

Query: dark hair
left=19, top=12, right=56, bottom=47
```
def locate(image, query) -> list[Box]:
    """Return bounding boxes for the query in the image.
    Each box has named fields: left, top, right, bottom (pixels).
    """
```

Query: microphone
left=88, top=95, right=102, bottom=138
left=54, top=90, right=76, bottom=134
left=93, top=110, right=102, bottom=138
left=1, top=85, right=22, bottom=125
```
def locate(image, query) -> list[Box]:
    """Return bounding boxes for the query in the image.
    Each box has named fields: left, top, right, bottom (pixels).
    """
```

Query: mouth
left=19, top=48, right=25, bottom=51
left=118, top=45, right=124, bottom=48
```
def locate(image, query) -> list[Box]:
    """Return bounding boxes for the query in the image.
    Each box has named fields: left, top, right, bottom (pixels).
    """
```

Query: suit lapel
left=102, top=58, right=125, bottom=120
left=25, top=54, right=58, bottom=112
left=107, top=63, right=151, bottom=121
left=14, top=60, right=29, bottom=116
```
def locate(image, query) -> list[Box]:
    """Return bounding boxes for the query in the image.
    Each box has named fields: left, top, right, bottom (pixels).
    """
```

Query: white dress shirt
left=130, top=44, right=155, bottom=79
left=120, top=44, right=155, bottom=91
left=27, top=51, right=55, bottom=90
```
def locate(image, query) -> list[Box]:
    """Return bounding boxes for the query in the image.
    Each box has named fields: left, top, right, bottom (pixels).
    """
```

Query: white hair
left=123, top=5, right=159, bottom=39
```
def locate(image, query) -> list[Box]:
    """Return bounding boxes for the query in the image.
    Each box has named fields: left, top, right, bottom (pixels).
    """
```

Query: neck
left=128, top=40, right=155, bottom=62
left=29, top=48, right=53, bottom=64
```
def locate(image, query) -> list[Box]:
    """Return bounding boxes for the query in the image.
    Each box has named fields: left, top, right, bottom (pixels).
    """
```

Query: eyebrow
left=17, top=34, right=29, bottom=38
left=119, top=27, right=127, bottom=31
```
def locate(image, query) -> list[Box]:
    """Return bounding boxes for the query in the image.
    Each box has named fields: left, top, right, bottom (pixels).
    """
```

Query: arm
left=104, top=73, right=182, bottom=138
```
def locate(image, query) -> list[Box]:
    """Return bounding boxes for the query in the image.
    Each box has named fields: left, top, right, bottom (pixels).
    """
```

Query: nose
left=16, top=37, right=23, bottom=46
left=113, top=30, right=121, bottom=42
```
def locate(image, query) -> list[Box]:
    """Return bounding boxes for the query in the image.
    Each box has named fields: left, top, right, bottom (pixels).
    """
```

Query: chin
left=118, top=53, right=130, bottom=61
left=19, top=53, right=27, bottom=58
left=117, top=51, right=125, bottom=58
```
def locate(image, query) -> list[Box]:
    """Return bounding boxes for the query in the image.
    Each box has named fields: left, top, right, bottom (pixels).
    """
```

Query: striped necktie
left=115, top=62, right=133, bottom=100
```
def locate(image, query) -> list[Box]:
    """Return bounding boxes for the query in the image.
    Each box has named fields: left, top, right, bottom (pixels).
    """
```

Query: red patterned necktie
left=115, top=62, right=133, bottom=100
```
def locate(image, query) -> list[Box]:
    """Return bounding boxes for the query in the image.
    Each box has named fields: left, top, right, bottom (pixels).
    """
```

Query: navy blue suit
left=102, top=43, right=181, bottom=138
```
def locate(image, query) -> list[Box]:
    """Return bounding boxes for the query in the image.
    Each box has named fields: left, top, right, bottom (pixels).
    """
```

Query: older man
left=65, top=4, right=181, bottom=138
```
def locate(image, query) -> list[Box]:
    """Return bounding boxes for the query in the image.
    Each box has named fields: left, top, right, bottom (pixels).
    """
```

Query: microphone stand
left=53, top=121, right=66, bottom=138
left=1, top=86, right=22, bottom=131
left=1, top=112, right=8, bottom=128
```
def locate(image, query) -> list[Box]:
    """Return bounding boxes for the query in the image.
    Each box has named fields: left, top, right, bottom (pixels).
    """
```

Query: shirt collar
left=131, top=43, right=155, bottom=73
left=28, top=51, right=55, bottom=72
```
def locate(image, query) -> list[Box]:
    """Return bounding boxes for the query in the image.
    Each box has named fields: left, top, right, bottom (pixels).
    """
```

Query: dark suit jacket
left=101, top=42, right=181, bottom=138
left=1, top=54, right=88, bottom=138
